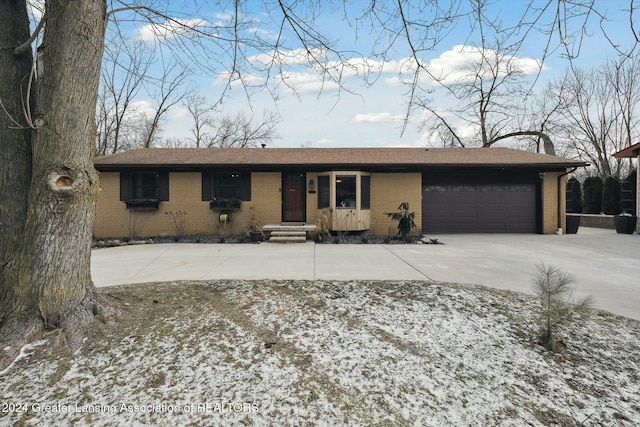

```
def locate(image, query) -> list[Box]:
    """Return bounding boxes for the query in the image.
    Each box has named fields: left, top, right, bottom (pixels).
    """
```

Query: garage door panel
left=423, top=182, right=536, bottom=233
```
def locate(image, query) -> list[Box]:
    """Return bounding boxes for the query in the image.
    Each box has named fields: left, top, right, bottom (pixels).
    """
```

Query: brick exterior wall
left=94, top=171, right=284, bottom=238
left=369, top=173, right=422, bottom=236
left=247, top=172, right=283, bottom=226
left=94, top=170, right=562, bottom=238
left=541, top=171, right=565, bottom=234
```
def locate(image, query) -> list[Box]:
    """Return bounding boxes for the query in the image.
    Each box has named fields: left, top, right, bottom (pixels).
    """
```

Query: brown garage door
left=422, top=183, right=536, bottom=233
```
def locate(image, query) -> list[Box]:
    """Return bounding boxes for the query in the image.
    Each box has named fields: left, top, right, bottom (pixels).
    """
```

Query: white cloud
left=245, top=50, right=387, bottom=93
left=137, top=18, right=208, bottom=42
left=353, top=112, right=404, bottom=123
left=214, top=12, right=234, bottom=22
left=216, top=67, right=341, bottom=94
left=168, top=105, right=189, bottom=120
left=385, top=45, right=547, bottom=87
left=383, top=139, right=428, bottom=148
left=215, top=71, right=265, bottom=88
left=130, top=100, right=156, bottom=118
left=279, top=71, right=340, bottom=93
left=218, top=44, right=545, bottom=98
left=249, top=48, right=329, bottom=67
left=248, top=27, right=279, bottom=41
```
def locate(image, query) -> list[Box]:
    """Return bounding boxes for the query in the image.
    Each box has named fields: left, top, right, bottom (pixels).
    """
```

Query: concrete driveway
left=91, top=227, right=640, bottom=320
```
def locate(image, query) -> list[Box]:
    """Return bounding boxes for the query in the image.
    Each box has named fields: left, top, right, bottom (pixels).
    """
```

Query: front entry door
left=282, top=172, right=306, bottom=222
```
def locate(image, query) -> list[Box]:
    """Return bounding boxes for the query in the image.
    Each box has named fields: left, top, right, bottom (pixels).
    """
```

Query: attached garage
left=422, top=171, right=541, bottom=234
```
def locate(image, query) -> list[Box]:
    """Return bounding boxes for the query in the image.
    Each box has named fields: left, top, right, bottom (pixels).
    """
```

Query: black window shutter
left=157, top=171, right=169, bottom=201
left=119, top=172, right=130, bottom=201
left=202, top=171, right=212, bottom=201
left=240, top=173, right=251, bottom=201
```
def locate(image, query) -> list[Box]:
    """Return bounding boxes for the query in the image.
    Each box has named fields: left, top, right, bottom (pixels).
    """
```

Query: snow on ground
left=1, top=280, right=639, bottom=426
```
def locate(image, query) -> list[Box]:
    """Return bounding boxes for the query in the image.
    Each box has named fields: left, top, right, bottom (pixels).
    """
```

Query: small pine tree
left=566, top=177, right=583, bottom=213
left=582, top=176, right=603, bottom=214
left=385, top=202, right=416, bottom=242
left=602, top=176, right=622, bottom=215
left=532, top=263, right=594, bottom=352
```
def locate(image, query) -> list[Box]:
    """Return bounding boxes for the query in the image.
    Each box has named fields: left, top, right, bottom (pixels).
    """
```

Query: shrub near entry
left=566, top=177, right=583, bottom=213
left=602, top=177, right=622, bottom=215
left=385, top=201, right=416, bottom=242
left=582, top=176, right=603, bottom=214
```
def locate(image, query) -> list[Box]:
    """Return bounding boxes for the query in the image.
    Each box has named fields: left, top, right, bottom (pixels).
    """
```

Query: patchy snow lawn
left=1, top=280, right=639, bottom=426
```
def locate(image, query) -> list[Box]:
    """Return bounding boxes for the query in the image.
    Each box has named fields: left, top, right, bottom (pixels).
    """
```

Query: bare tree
left=181, top=98, right=280, bottom=148
left=185, top=95, right=215, bottom=148
left=96, top=40, right=153, bottom=155
left=207, top=111, right=280, bottom=148
left=141, top=63, right=190, bottom=148
left=610, top=56, right=640, bottom=172
left=416, top=10, right=555, bottom=153
left=544, top=57, right=640, bottom=178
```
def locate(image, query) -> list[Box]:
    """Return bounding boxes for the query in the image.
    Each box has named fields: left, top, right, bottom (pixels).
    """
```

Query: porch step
left=268, top=230, right=308, bottom=243
left=263, top=223, right=317, bottom=233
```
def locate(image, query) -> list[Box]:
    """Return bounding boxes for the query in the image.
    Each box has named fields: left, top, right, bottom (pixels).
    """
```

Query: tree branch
left=14, top=14, right=46, bottom=55
left=492, top=130, right=555, bottom=155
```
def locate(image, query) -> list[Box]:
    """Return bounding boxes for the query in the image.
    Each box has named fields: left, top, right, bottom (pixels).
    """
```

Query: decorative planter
left=565, top=215, right=580, bottom=234
left=249, top=231, right=262, bottom=242
left=125, top=199, right=159, bottom=211
left=209, top=199, right=242, bottom=211
left=614, top=215, right=637, bottom=234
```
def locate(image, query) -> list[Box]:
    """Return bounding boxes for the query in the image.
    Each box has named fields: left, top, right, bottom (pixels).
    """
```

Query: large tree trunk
left=0, top=0, right=41, bottom=365
left=0, top=0, right=115, bottom=370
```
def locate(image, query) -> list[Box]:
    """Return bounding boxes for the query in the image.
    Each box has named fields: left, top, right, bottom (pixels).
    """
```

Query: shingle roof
left=94, top=147, right=586, bottom=169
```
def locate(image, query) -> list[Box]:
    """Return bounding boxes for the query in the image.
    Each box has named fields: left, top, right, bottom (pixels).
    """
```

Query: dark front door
left=282, top=172, right=306, bottom=222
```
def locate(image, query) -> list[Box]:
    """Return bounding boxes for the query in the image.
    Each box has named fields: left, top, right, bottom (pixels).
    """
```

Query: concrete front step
left=268, top=230, right=308, bottom=243
left=268, top=235, right=307, bottom=243
left=263, top=223, right=317, bottom=233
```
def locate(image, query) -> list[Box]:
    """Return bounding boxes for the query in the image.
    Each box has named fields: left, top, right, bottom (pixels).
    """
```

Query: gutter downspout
left=556, top=167, right=578, bottom=234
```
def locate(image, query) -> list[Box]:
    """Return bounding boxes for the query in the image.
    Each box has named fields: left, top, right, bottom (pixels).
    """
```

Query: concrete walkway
left=92, top=228, right=640, bottom=320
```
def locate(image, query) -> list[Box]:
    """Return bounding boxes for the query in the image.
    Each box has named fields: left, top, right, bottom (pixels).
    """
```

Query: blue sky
left=99, top=0, right=638, bottom=149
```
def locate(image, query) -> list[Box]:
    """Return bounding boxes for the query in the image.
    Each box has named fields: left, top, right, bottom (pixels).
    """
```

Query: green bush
left=385, top=202, right=416, bottom=242
left=565, top=177, right=583, bottom=213
left=582, top=176, right=603, bottom=214
left=621, top=169, right=637, bottom=215
left=602, top=177, right=622, bottom=215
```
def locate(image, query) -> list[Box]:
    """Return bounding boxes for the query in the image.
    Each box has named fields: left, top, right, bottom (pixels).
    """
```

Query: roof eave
left=613, top=142, right=640, bottom=158
left=94, top=162, right=588, bottom=171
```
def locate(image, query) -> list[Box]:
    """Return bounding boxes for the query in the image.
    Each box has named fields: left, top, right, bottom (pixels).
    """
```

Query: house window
left=318, top=175, right=330, bottom=208
left=509, top=185, right=533, bottom=192
left=361, top=175, right=371, bottom=209
left=316, top=171, right=371, bottom=231
left=480, top=185, right=505, bottom=192
left=131, top=172, right=158, bottom=199
left=336, top=175, right=356, bottom=208
left=119, top=171, right=169, bottom=210
left=216, top=173, right=242, bottom=199
left=201, top=171, right=251, bottom=201
left=452, top=185, right=476, bottom=192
